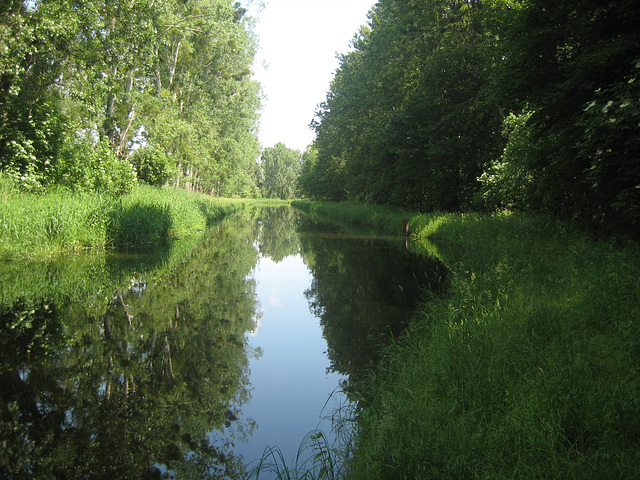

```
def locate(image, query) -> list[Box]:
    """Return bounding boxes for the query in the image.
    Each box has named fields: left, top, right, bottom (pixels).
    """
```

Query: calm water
left=0, top=207, right=447, bottom=479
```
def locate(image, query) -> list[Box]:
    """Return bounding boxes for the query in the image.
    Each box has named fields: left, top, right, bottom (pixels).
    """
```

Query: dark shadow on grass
left=107, top=202, right=172, bottom=252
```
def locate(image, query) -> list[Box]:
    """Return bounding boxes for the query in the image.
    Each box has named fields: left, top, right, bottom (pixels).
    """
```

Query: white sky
left=247, top=0, right=376, bottom=152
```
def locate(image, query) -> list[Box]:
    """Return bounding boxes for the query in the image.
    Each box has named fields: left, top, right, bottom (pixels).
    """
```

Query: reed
left=248, top=431, right=348, bottom=480
left=0, top=184, right=243, bottom=259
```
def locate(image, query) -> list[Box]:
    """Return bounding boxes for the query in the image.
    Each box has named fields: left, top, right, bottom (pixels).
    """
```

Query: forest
left=1, top=0, right=261, bottom=197
left=300, top=0, right=640, bottom=235
left=2, top=0, right=638, bottom=234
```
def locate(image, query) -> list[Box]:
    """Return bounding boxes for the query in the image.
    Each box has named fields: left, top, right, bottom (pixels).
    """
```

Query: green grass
left=292, top=199, right=457, bottom=243
left=292, top=200, right=418, bottom=236
left=248, top=431, right=348, bottom=480
left=0, top=184, right=244, bottom=259
left=293, top=200, right=640, bottom=479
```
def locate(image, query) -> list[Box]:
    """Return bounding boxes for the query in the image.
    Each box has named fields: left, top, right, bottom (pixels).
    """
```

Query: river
left=0, top=206, right=447, bottom=479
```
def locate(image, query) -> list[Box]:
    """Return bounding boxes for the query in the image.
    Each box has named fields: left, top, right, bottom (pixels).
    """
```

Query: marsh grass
left=247, top=388, right=357, bottom=480
left=294, top=200, right=640, bottom=479
left=0, top=189, right=109, bottom=258
left=248, top=431, right=344, bottom=480
left=0, top=185, right=243, bottom=259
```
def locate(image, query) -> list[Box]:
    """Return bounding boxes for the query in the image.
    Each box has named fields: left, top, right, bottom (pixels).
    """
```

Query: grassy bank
left=0, top=183, right=245, bottom=259
left=293, top=200, right=640, bottom=479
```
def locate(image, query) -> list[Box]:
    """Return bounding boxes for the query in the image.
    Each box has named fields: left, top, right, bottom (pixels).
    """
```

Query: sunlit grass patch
left=0, top=185, right=243, bottom=259
left=0, top=189, right=111, bottom=258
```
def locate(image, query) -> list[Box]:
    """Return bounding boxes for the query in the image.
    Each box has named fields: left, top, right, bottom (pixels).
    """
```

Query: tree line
left=3, top=0, right=638, bottom=232
left=299, top=0, right=640, bottom=234
left=1, top=0, right=261, bottom=196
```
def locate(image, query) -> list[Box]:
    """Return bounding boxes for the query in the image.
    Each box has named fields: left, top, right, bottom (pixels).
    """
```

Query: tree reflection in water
left=295, top=214, right=449, bottom=405
left=243, top=208, right=449, bottom=476
left=249, top=206, right=448, bottom=412
left=0, top=207, right=448, bottom=478
left=0, top=213, right=262, bottom=479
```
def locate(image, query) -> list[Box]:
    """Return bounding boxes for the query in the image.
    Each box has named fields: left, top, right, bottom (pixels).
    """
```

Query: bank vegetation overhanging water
left=292, top=199, right=640, bottom=479
left=1, top=187, right=639, bottom=478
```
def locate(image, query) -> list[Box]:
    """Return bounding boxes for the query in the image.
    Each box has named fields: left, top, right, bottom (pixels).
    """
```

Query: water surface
left=0, top=207, right=447, bottom=478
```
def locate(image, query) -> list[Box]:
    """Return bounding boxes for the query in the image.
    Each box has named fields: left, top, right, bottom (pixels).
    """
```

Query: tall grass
left=291, top=199, right=452, bottom=240
left=248, top=431, right=345, bottom=480
left=105, top=186, right=244, bottom=250
left=0, top=183, right=243, bottom=259
left=0, top=188, right=111, bottom=258
left=295, top=200, right=640, bottom=479
left=292, top=200, right=417, bottom=236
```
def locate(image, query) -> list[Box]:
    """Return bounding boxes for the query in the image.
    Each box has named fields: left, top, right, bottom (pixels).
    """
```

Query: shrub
left=130, top=145, right=176, bottom=187
left=53, top=138, right=137, bottom=195
left=477, top=111, right=537, bottom=212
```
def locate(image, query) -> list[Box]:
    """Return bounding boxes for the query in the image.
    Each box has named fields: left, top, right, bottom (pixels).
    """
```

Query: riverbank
left=293, top=200, right=640, bottom=479
left=0, top=184, right=249, bottom=259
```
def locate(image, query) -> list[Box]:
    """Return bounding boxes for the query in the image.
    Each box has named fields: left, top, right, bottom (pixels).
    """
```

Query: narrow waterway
left=0, top=206, right=448, bottom=478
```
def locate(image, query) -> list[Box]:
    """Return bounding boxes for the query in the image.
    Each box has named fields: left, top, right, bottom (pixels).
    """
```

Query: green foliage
left=53, top=139, right=137, bottom=196
left=304, top=0, right=640, bottom=232
left=307, top=0, right=503, bottom=210
left=130, top=145, right=176, bottom=187
left=576, top=60, right=640, bottom=232
left=477, top=111, right=537, bottom=211
left=0, top=0, right=261, bottom=196
left=0, top=1, right=71, bottom=179
left=0, top=98, right=69, bottom=191
left=492, top=0, right=640, bottom=230
left=259, top=143, right=303, bottom=199
left=296, top=146, right=318, bottom=197
left=136, top=0, right=261, bottom=196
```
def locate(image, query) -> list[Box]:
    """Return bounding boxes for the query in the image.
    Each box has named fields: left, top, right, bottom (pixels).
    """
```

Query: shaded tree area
left=489, top=0, right=640, bottom=232
left=303, top=0, right=503, bottom=210
left=300, top=0, right=640, bottom=234
left=0, top=0, right=261, bottom=196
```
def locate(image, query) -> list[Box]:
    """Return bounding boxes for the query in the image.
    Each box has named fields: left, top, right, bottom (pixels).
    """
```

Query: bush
left=130, top=145, right=176, bottom=187
left=477, top=111, right=537, bottom=211
left=576, top=60, right=640, bottom=232
left=53, top=138, right=137, bottom=195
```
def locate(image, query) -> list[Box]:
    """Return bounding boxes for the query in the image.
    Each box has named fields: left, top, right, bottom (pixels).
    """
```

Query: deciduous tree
left=259, top=143, right=302, bottom=199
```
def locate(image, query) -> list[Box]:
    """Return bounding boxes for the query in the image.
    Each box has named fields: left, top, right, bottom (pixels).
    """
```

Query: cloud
left=269, top=289, right=283, bottom=308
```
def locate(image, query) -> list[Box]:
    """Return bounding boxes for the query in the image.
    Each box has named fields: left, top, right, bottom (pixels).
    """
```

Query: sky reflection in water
left=237, top=254, right=347, bottom=467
